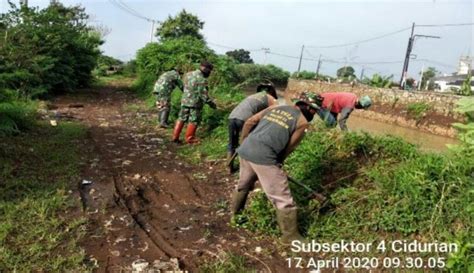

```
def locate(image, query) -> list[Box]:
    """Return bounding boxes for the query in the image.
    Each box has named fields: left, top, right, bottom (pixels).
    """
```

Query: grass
left=406, top=102, right=432, bottom=122
left=0, top=122, right=88, bottom=272
left=236, top=128, right=474, bottom=271
left=199, top=252, right=255, bottom=273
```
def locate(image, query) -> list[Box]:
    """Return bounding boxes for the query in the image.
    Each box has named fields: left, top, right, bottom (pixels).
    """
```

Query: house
left=432, top=56, right=474, bottom=92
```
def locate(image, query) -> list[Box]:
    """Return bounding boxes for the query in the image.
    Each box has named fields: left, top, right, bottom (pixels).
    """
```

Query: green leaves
left=363, top=73, right=394, bottom=88
left=0, top=2, right=102, bottom=96
left=155, top=9, right=205, bottom=41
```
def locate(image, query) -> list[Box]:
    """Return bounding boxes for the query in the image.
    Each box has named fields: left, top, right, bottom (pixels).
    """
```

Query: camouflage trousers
left=178, top=106, right=202, bottom=125
left=156, top=99, right=171, bottom=111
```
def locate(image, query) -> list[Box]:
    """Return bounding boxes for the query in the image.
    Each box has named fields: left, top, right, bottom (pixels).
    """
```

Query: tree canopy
left=336, top=66, right=356, bottom=79
left=225, top=49, right=254, bottom=64
left=155, top=9, right=204, bottom=41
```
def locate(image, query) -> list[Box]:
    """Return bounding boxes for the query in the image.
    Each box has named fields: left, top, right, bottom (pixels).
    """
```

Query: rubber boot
left=185, top=123, right=200, bottom=144
left=230, top=189, right=249, bottom=216
left=172, top=120, right=185, bottom=143
left=276, top=208, right=305, bottom=245
left=227, top=151, right=235, bottom=174
left=159, top=109, right=170, bottom=128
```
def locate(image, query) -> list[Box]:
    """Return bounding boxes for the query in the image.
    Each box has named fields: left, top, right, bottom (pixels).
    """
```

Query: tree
left=155, top=9, right=204, bottom=41
left=420, top=67, right=438, bottom=90
left=225, top=49, right=253, bottom=64
left=0, top=2, right=102, bottom=96
left=336, top=66, right=355, bottom=79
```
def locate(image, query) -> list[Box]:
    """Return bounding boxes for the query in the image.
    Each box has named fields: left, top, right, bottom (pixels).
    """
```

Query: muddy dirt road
left=51, top=81, right=290, bottom=272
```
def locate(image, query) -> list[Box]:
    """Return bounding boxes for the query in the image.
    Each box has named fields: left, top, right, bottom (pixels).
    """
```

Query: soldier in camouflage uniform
left=153, top=69, right=183, bottom=128
left=172, top=61, right=216, bottom=144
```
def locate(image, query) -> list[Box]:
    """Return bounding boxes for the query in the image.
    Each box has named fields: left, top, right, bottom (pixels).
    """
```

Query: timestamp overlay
left=286, top=240, right=458, bottom=270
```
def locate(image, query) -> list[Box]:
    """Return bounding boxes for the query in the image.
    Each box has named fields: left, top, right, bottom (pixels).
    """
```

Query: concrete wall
left=286, top=79, right=464, bottom=119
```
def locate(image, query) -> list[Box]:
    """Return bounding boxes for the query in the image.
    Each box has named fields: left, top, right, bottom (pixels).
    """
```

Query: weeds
left=406, top=102, right=432, bottom=122
left=200, top=252, right=255, bottom=273
left=0, top=122, right=88, bottom=271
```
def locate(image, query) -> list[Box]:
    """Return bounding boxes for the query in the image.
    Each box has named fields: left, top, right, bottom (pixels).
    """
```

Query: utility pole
left=315, top=54, right=322, bottom=78
left=418, top=64, right=424, bottom=91
left=262, top=48, right=270, bottom=65
left=297, top=45, right=304, bottom=77
left=399, top=22, right=416, bottom=89
left=150, top=20, right=156, bottom=43
left=399, top=23, right=440, bottom=90
left=360, top=66, right=365, bottom=80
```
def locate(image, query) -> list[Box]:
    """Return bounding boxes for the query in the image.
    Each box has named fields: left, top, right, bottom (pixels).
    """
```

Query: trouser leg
left=250, top=162, right=295, bottom=210
left=231, top=158, right=258, bottom=215
left=249, top=161, right=303, bottom=243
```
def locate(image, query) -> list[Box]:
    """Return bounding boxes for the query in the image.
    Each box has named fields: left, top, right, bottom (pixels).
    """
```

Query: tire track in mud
left=112, top=175, right=181, bottom=262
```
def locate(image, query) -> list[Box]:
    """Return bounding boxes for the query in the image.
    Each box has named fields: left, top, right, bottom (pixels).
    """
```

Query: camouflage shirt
left=180, top=70, right=211, bottom=108
left=152, top=70, right=183, bottom=100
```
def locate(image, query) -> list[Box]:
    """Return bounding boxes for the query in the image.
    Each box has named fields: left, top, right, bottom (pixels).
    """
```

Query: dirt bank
left=285, top=87, right=460, bottom=138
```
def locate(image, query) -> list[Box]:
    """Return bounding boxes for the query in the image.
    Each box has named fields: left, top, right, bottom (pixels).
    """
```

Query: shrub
left=0, top=3, right=102, bottom=96
left=134, top=37, right=214, bottom=96
left=406, top=102, right=431, bottom=122
left=235, top=63, right=290, bottom=86
left=291, top=70, right=317, bottom=80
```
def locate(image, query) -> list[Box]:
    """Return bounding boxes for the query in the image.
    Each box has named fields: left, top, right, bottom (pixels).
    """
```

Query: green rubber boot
left=230, top=190, right=249, bottom=216
left=276, top=208, right=305, bottom=245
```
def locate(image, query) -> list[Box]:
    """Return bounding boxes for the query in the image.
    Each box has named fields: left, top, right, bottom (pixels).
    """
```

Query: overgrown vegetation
left=406, top=102, right=432, bottom=122
left=0, top=2, right=102, bottom=135
left=0, top=122, right=88, bottom=271
left=459, top=71, right=472, bottom=96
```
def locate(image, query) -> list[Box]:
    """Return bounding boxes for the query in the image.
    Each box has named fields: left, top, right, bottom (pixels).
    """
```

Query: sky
left=2, top=0, right=473, bottom=80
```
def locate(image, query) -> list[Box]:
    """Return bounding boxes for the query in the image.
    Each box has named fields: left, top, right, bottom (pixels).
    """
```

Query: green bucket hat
left=359, top=95, right=372, bottom=109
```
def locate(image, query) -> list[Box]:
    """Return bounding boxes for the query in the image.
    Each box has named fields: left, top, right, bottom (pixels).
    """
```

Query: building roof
left=433, top=69, right=473, bottom=82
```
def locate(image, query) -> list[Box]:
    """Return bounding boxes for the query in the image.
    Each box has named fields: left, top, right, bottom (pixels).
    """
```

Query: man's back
left=321, top=92, right=357, bottom=113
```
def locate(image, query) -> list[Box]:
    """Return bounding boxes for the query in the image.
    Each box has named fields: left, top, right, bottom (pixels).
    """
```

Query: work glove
left=207, top=100, right=217, bottom=109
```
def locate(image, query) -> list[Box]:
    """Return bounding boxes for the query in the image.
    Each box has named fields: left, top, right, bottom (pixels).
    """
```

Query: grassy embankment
left=0, top=120, right=88, bottom=271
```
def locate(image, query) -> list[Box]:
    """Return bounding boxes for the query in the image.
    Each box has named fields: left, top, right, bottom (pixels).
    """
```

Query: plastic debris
left=132, top=259, right=149, bottom=272
left=82, top=179, right=92, bottom=185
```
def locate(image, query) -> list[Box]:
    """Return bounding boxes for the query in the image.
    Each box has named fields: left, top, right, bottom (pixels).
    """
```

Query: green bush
left=0, top=2, right=101, bottom=135
left=291, top=70, right=317, bottom=80
left=406, top=102, right=431, bottom=122
left=0, top=3, right=102, bottom=96
left=134, top=37, right=214, bottom=97
left=235, top=63, right=290, bottom=86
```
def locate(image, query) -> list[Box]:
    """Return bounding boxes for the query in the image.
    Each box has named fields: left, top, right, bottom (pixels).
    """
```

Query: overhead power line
left=416, top=23, right=474, bottom=27
left=306, top=26, right=411, bottom=49
left=108, top=0, right=156, bottom=22
left=207, top=41, right=266, bottom=52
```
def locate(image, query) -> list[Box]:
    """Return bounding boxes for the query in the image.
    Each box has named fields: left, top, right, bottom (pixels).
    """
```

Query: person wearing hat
left=172, top=61, right=217, bottom=144
left=227, top=83, right=278, bottom=173
left=316, top=92, right=372, bottom=131
left=230, top=95, right=319, bottom=244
